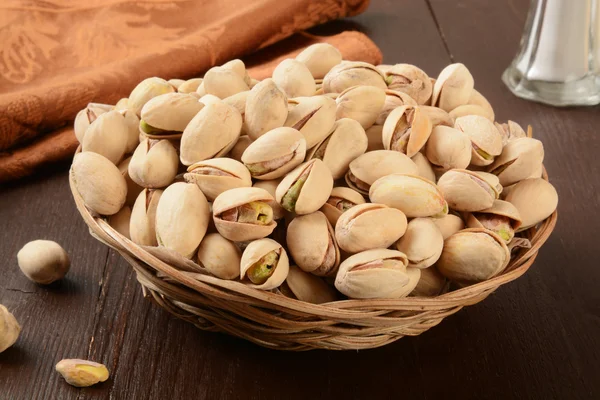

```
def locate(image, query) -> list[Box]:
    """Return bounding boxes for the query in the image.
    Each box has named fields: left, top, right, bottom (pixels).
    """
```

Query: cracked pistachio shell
left=504, top=178, right=558, bottom=231
left=71, top=152, right=127, bottom=216
left=276, top=159, right=333, bottom=215
left=221, top=59, right=252, bottom=86
left=240, top=238, right=289, bottom=290
left=253, top=179, right=285, bottom=220
left=74, top=104, right=111, bottom=144
left=281, top=265, right=338, bottom=304
left=118, top=157, right=143, bottom=207
left=384, top=64, right=433, bottom=105
left=419, top=106, right=453, bottom=127
left=320, top=186, right=366, bottom=227
left=335, top=203, right=408, bottom=254
left=467, top=89, right=495, bottom=121
left=411, top=152, right=437, bottom=183
left=212, top=187, right=277, bottom=241
left=286, top=211, right=340, bottom=276
left=323, top=61, right=387, bottom=93
left=140, top=93, right=204, bottom=134
left=184, top=157, right=252, bottom=201
left=180, top=102, right=242, bottom=165
left=425, top=125, right=472, bottom=172
left=369, top=174, right=447, bottom=218
left=129, top=139, right=178, bottom=188
left=437, top=169, right=499, bottom=212
left=437, top=228, right=510, bottom=283
left=245, top=79, right=288, bottom=140
left=376, top=90, right=418, bottom=125
left=284, top=95, right=336, bottom=148
left=489, top=137, right=544, bottom=187
left=431, top=63, right=474, bottom=112
left=155, top=183, right=210, bottom=258
left=411, top=266, right=447, bottom=297
left=295, top=43, right=343, bottom=79
left=395, top=218, right=443, bottom=269
left=335, top=85, right=386, bottom=129
left=377, top=64, right=393, bottom=74
left=346, top=150, right=419, bottom=195
left=108, top=206, right=132, bottom=239
left=334, top=249, right=411, bottom=299
left=272, top=59, right=316, bottom=98
left=177, top=78, right=203, bottom=93
left=306, top=118, right=368, bottom=179
left=129, top=77, right=176, bottom=116
left=203, top=66, right=249, bottom=99
left=432, top=213, right=464, bottom=240
left=382, top=105, right=432, bottom=157
left=228, top=135, right=252, bottom=162
left=82, top=110, right=129, bottom=165
left=130, top=189, right=163, bottom=246
left=365, top=125, right=384, bottom=151
left=241, top=127, right=306, bottom=180
left=455, top=115, right=503, bottom=166
left=196, top=233, right=241, bottom=280
left=466, top=199, right=522, bottom=242
left=0, top=305, right=20, bottom=353
left=495, top=120, right=527, bottom=146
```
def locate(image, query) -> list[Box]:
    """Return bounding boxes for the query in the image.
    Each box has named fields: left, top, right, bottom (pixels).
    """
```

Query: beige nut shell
left=141, top=92, right=204, bottom=132
left=431, top=63, right=474, bottom=112
left=272, top=59, right=316, bottom=98
left=395, top=218, right=443, bottom=269
left=284, top=95, right=336, bottom=148
left=197, top=233, right=241, bottom=280
left=385, top=64, right=432, bottom=104
left=320, top=186, right=366, bottom=227
left=489, top=137, right=544, bottom=186
left=335, top=85, right=386, bottom=129
left=411, top=267, right=447, bottom=297
left=504, top=178, right=558, bottom=231
left=245, top=79, right=288, bottom=140
left=184, top=157, right=252, bottom=201
left=275, top=159, right=333, bottom=215
left=454, top=115, right=503, bottom=166
left=437, top=169, right=498, bottom=212
left=283, top=265, right=338, bottom=304
left=425, top=125, right=472, bottom=171
left=382, top=106, right=433, bottom=157
left=323, top=61, right=387, bottom=94
left=240, top=238, right=289, bottom=290
left=295, top=43, right=343, bottom=79
left=81, top=110, right=129, bottom=165
left=432, top=213, right=465, bottom=240
left=376, top=90, right=418, bottom=125
left=411, top=152, right=437, bottom=183
left=130, top=189, right=163, bottom=246
left=346, top=150, right=419, bottom=195
left=129, top=139, right=179, bottom=189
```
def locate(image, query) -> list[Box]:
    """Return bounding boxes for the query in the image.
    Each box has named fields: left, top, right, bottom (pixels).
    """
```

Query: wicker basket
left=70, top=148, right=557, bottom=351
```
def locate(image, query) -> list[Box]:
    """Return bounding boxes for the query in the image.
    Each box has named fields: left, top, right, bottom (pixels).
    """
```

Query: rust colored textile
left=0, top=0, right=382, bottom=183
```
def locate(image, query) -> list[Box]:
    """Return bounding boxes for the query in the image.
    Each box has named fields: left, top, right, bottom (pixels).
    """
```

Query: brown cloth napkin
left=0, top=0, right=382, bottom=183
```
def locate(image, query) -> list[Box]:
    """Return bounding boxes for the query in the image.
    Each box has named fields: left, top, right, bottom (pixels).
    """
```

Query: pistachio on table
left=320, top=186, right=366, bottom=227
left=0, top=305, right=20, bottom=353
left=275, top=159, right=333, bottom=215
left=240, top=238, right=289, bottom=290
left=184, top=157, right=252, bottom=201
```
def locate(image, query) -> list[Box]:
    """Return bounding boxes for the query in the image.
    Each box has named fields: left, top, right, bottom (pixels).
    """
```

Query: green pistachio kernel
left=246, top=250, right=279, bottom=284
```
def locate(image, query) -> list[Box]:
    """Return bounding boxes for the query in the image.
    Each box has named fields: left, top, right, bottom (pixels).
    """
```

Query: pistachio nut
left=227, top=135, right=252, bottom=162
left=335, top=203, right=408, bottom=254
left=454, top=115, right=503, bottom=166
left=55, top=359, right=109, bottom=388
left=177, top=78, right=203, bottom=94
left=495, top=120, right=527, bottom=145
left=466, top=199, right=522, bottom=242
left=140, top=93, right=204, bottom=136
left=74, top=103, right=111, bottom=144
left=395, top=218, right=443, bottom=269
left=431, top=63, right=474, bottom=112
left=155, top=182, right=210, bottom=258
left=437, top=228, right=510, bottom=283
left=286, top=211, right=340, bottom=276
left=203, top=65, right=249, bottom=99
left=272, top=58, right=316, bottom=98
left=306, top=118, right=368, bottom=179
left=117, top=156, right=143, bottom=206
left=195, top=81, right=206, bottom=97
left=196, top=233, right=241, bottom=279
left=448, top=104, right=493, bottom=121
left=221, top=59, right=252, bottom=86
left=121, top=108, right=141, bottom=153
left=114, top=98, right=129, bottom=111
left=223, top=90, right=250, bottom=123
left=411, top=152, right=437, bottom=183
left=419, top=106, right=454, bottom=127
left=241, top=127, right=307, bottom=179
left=375, top=90, right=418, bottom=125
left=279, top=265, right=338, bottom=304
left=129, top=139, right=178, bottom=188
left=284, top=95, right=336, bottom=148
left=252, top=179, right=286, bottom=220
left=346, top=150, right=419, bottom=195
left=128, top=77, right=176, bottom=116
left=180, top=102, right=242, bottom=165
left=377, top=64, right=393, bottom=74
left=384, top=64, right=433, bottom=105
left=323, top=61, right=387, bottom=93
left=71, top=152, right=127, bottom=216
left=528, top=163, right=544, bottom=179
left=382, top=105, right=432, bottom=157
left=0, top=305, right=20, bottom=353
left=17, top=240, right=70, bottom=285
left=213, top=187, right=277, bottom=242
left=335, top=85, right=386, bottom=129
left=249, top=78, right=260, bottom=88
left=432, top=213, right=465, bottom=240
left=319, top=186, right=366, bottom=227
left=504, top=178, right=558, bottom=231
left=168, top=78, right=185, bottom=89
left=199, top=94, right=222, bottom=106
left=130, top=189, right=163, bottom=246
left=425, top=125, right=472, bottom=172
left=108, top=206, right=131, bottom=239
left=437, top=169, right=499, bottom=212
left=334, top=249, right=413, bottom=299
left=245, top=78, right=288, bottom=140
left=410, top=266, right=447, bottom=297
left=275, top=159, right=333, bottom=215
left=82, top=110, right=129, bottom=165
left=467, top=89, right=495, bottom=121
left=477, top=171, right=503, bottom=195
left=365, top=125, right=384, bottom=151
left=240, top=238, right=289, bottom=290
left=184, top=157, right=252, bottom=201
left=488, top=137, right=544, bottom=186
left=295, top=43, right=343, bottom=79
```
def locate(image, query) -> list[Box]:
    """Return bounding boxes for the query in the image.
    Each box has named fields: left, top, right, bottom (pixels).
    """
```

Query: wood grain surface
left=1, top=0, right=599, bottom=399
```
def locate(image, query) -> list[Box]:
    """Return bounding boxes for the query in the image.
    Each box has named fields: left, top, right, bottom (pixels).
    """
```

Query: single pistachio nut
left=223, top=91, right=250, bottom=127
left=128, top=77, right=176, bottom=117
left=71, top=152, right=127, bottom=216
left=395, top=218, right=443, bottom=269
left=55, top=359, right=109, bottom=387
left=382, top=105, right=432, bottom=157
left=419, top=106, right=454, bottom=127
left=467, top=89, right=495, bottom=121
left=384, top=64, right=433, bottom=105
left=197, top=233, right=241, bottom=279
left=245, top=78, right=288, bottom=140
left=346, top=150, right=419, bottom=195
left=140, top=93, right=204, bottom=136
left=130, top=189, right=163, bottom=246
left=375, top=90, right=418, bottom=125
left=431, top=63, right=474, bottom=112
left=488, top=137, right=544, bottom=187
left=213, top=187, right=277, bottom=242
left=527, top=163, right=544, bottom=179
left=114, top=98, right=129, bottom=111
left=272, top=58, right=316, bottom=98
left=365, top=125, right=384, bottom=151
left=495, top=120, right=527, bottom=146
left=227, top=135, right=252, bottom=162
left=432, top=213, right=465, bottom=240
left=335, top=85, right=386, bottom=129
left=425, top=125, right=472, bottom=172
left=74, top=103, right=111, bottom=144
left=295, top=43, right=343, bottom=79
left=275, top=159, right=333, bottom=215
left=319, top=186, right=366, bottom=227
left=199, top=94, right=221, bottom=106
left=108, top=206, right=132, bottom=239
left=177, top=78, right=203, bottom=93
left=336, top=203, right=408, bottom=254
left=184, top=157, right=252, bottom=201
left=504, top=178, right=558, bottom=231
left=284, top=95, right=336, bottom=148
left=0, top=305, right=20, bottom=353
left=121, top=109, right=141, bottom=153
left=280, top=265, right=338, bottom=303
left=466, top=199, right=522, bottom=242
left=454, top=115, right=503, bottom=166
left=155, top=183, right=210, bottom=258
left=118, top=157, right=143, bottom=207
left=252, top=179, right=286, bottom=220
left=437, top=169, right=500, bottom=212
left=221, top=59, right=252, bottom=86
left=410, top=266, right=447, bottom=297
left=203, top=66, right=249, bottom=99
left=168, top=78, right=185, bottom=89
left=129, top=139, right=179, bottom=188
left=82, top=110, right=129, bottom=165
left=411, top=152, right=437, bottom=183
left=17, top=240, right=70, bottom=284
left=240, top=238, right=289, bottom=290
left=323, top=61, right=387, bottom=93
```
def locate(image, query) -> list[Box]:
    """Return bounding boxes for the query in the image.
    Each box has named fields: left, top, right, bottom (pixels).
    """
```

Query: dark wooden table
left=1, top=0, right=599, bottom=398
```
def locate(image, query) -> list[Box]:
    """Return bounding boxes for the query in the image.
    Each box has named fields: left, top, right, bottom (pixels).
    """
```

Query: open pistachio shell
left=284, top=95, right=336, bottom=148
left=419, top=106, right=454, bottom=127
left=369, top=174, right=447, bottom=218
left=432, top=213, right=465, bottom=240
left=495, top=120, right=527, bottom=145
left=384, top=64, right=433, bottom=105
left=365, top=125, right=384, bottom=151
left=203, top=66, right=249, bottom=99
left=140, top=93, right=204, bottom=135
left=489, top=137, right=544, bottom=186
left=476, top=171, right=503, bottom=195
left=184, top=157, right=252, bottom=201
left=82, top=110, right=129, bottom=165
left=74, top=103, right=111, bottom=144
left=306, top=118, right=368, bottom=179
left=466, top=199, right=522, bottom=242
left=128, top=77, right=176, bottom=117
left=431, top=63, right=474, bottom=112
left=245, top=79, right=288, bottom=140
left=130, top=189, right=163, bottom=246
left=129, top=139, right=178, bottom=189
left=335, top=203, right=408, bottom=254
left=323, top=61, right=387, bottom=93
left=467, top=89, right=495, bottom=121
left=295, top=43, right=343, bottom=79
left=240, top=238, right=289, bottom=290
left=437, top=169, right=499, bottom=212
left=410, top=266, right=447, bottom=297
left=227, top=135, right=252, bottom=162
left=252, top=179, right=286, bottom=220
left=382, top=105, right=432, bottom=157
left=411, top=152, right=437, bottom=183
left=241, top=127, right=306, bottom=180
left=212, top=187, right=278, bottom=242
left=454, top=115, right=503, bottom=166
left=345, top=150, right=419, bottom=195
left=177, top=78, right=203, bottom=94
left=196, top=233, right=241, bottom=280
left=275, top=159, right=333, bottom=215
left=376, top=90, right=418, bottom=125
left=425, top=125, right=472, bottom=172
left=437, top=228, right=510, bottom=283
left=280, top=265, right=338, bottom=304
left=395, top=218, right=443, bottom=269
left=272, top=59, right=316, bottom=98
left=335, top=85, right=386, bottom=129
left=319, top=186, right=366, bottom=227
left=504, top=178, right=558, bottom=231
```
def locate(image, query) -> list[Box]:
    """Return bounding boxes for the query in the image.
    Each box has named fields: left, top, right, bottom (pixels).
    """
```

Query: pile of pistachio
left=71, top=43, right=558, bottom=302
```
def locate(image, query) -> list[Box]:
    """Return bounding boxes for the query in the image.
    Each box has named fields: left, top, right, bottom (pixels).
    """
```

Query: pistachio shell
left=272, top=59, right=316, bottom=98
left=140, top=93, right=203, bottom=133
left=221, top=59, right=251, bottom=86
left=295, top=43, right=343, bottom=79
left=184, top=157, right=252, bottom=201
left=466, top=199, right=522, bottom=242
left=245, top=79, right=288, bottom=140
left=281, top=265, right=338, bottom=303
left=74, top=104, right=110, bottom=144
left=489, top=137, right=544, bottom=186
left=122, top=109, right=140, bottom=153
left=284, top=95, right=336, bottom=148
left=419, top=106, right=454, bottom=127
left=432, top=213, right=464, bottom=240
left=168, top=79, right=185, bottom=89
left=384, top=64, right=433, bottom=104
left=129, top=139, right=179, bottom=188
left=203, top=66, right=249, bottom=98
left=382, top=106, right=432, bottom=157
left=454, top=115, right=503, bottom=166
left=395, top=218, right=443, bottom=268
left=227, top=135, right=252, bottom=162
left=393, top=267, right=422, bottom=298
left=431, top=63, right=474, bottom=112
left=410, top=266, right=446, bottom=297
left=375, top=90, right=418, bottom=125
left=0, top=305, right=20, bottom=353
left=199, top=94, right=221, bottom=106
left=118, top=157, right=143, bottom=207
left=240, top=238, right=289, bottom=290
left=177, top=78, right=203, bottom=94
left=335, top=203, right=408, bottom=254
left=108, top=206, right=132, bottom=239
left=437, top=169, right=498, bottom=212
left=335, top=85, right=386, bottom=129
left=275, top=159, right=333, bottom=215
left=495, top=120, right=527, bottom=145
left=467, top=89, right=495, bottom=121
left=130, top=189, right=163, bottom=246
left=82, top=110, right=129, bottom=165
left=504, top=178, right=558, bottom=230
left=195, top=81, right=206, bottom=97
left=411, top=152, right=437, bottom=183
left=319, top=186, right=366, bottom=227
left=365, top=125, right=384, bottom=151
left=449, top=104, right=492, bottom=121
left=114, top=98, right=129, bottom=111
left=323, top=61, right=387, bottom=93
left=196, top=233, right=241, bottom=279
left=223, top=91, right=250, bottom=118
left=128, top=77, right=176, bottom=116
left=252, top=179, right=286, bottom=220
left=425, top=125, right=472, bottom=172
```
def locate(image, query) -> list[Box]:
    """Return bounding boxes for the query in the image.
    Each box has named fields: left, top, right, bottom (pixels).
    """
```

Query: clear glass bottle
left=503, top=0, right=600, bottom=106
